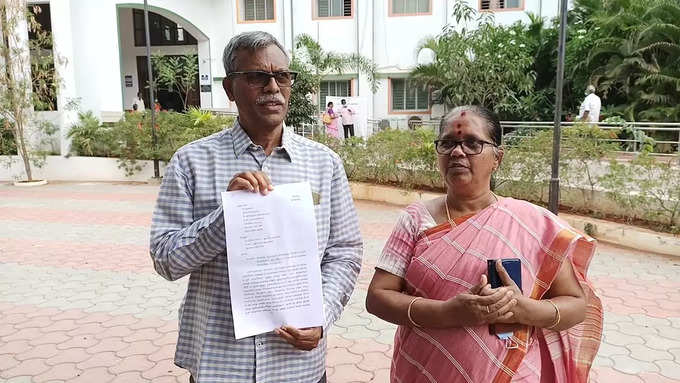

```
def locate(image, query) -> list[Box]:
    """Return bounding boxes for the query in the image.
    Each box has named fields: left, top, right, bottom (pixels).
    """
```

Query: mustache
left=447, top=161, right=469, bottom=168
left=255, top=95, right=285, bottom=105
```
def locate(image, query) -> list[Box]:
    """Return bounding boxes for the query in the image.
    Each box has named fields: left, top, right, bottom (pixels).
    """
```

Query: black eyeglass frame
left=433, top=138, right=498, bottom=156
left=226, top=70, right=298, bottom=88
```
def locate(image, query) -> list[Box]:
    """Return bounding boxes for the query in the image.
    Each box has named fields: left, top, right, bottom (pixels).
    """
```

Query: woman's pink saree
left=391, top=198, right=602, bottom=383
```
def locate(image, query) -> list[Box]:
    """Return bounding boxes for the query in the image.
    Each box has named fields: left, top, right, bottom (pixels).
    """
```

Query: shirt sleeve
left=584, top=96, right=594, bottom=112
left=321, top=156, right=363, bottom=330
left=376, top=208, right=419, bottom=278
left=149, top=152, right=226, bottom=281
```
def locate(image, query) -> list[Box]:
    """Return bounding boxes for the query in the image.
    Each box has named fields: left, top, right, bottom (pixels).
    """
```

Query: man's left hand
left=275, top=326, right=322, bottom=351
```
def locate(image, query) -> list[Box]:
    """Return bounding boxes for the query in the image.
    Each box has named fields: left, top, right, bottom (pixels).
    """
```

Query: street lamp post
left=143, top=0, right=160, bottom=179
left=548, top=0, right=569, bottom=215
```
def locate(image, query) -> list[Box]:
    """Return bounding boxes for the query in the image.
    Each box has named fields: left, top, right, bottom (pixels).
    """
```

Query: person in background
left=339, top=99, right=355, bottom=138
left=365, top=105, right=602, bottom=383
left=323, top=101, right=340, bottom=138
left=578, top=85, right=601, bottom=123
left=132, top=92, right=145, bottom=112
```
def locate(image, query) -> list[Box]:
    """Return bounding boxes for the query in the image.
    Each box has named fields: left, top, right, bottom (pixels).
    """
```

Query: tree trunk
left=14, top=115, right=33, bottom=181
left=1, top=2, right=33, bottom=181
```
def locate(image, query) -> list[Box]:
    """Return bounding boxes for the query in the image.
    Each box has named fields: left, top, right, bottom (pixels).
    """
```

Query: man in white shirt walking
left=578, top=85, right=601, bottom=123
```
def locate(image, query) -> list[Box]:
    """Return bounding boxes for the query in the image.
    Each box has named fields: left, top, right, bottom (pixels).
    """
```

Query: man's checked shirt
left=150, top=121, right=362, bottom=382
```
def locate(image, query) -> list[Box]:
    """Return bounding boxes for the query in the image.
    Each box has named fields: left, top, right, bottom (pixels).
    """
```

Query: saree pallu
left=391, top=198, right=602, bottom=383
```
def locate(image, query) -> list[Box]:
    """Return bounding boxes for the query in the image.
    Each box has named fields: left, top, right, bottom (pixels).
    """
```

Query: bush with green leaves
left=67, top=110, right=234, bottom=176
left=313, top=127, right=440, bottom=190
left=495, top=129, right=553, bottom=202
left=0, top=118, right=17, bottom=155
left=601, top=153, right=680, bottom=232
left=309, top=125, right=680, bottom=232
left=111, top=111, right=234, bottom=176
left=559, top=123, right=620, bottom=209
left=67, top=112, right=113, bottom=158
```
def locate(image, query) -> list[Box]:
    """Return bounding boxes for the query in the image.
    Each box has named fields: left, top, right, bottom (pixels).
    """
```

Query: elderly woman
left=366, top=106, right=602, bottom=382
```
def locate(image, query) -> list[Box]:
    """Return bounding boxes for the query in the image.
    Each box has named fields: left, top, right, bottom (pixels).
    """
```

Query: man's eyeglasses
left=227, top=70, right=298, bottom=88
left=433, top=139, right=497, bottom=155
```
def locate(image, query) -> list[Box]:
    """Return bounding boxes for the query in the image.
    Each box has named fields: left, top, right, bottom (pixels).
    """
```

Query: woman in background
left=323, top=101, right=340, bottom=138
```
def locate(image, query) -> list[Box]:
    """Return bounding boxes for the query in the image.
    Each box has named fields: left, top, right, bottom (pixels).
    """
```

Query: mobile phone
left=487, top=258, right=522, bottom=337
left=487, top=258, right=522, bottom=293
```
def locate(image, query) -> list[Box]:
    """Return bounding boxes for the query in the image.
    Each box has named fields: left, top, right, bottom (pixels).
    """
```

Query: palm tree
left=293, top=34, right=378, bottom=111
left=585, top=0, right=680, bottom=121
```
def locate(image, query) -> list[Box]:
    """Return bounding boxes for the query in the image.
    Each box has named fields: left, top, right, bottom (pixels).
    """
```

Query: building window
left=28, top=4, right=57, bottom=111
left=391, top=79, right=428, bottom=112
left=390, top=0, right=431, bottom=15
left=319, top=80, right=351, bottom=111
left=480, top=0, right=522, bottom=11
left=133, top=9, right=198, bottom=46
left=239, top=0, right=275, bottom=22
left=316, top=0, right=352, bottom=18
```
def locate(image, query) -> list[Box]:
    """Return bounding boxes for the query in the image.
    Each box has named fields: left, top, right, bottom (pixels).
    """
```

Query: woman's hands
left=436, top=274, right=517, bottom=328
left=482, top=259, right=587, bottom=330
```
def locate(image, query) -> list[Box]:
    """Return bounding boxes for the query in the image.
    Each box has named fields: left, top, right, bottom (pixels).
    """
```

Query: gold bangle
left=407, top=297, right=424, bottom=328
left=545, top=299, right=561, bottom=329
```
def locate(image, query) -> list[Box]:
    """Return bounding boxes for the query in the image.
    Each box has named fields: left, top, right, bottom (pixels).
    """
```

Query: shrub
left=0, top=118, right=17, bottom=155
left=559, top=123, right=619, bottom=209
left=311, top=125, right=677, bottom=233
left=66, top=110, right=234, bottom=176
left=312, top=127, right=440, bottom=190
left=496, top=129, right=553, bottom=202
left=602, top=153, right=680, bottom=231
left=111, top=111, right=234, bottom=176
left=67, top=111, right=113, bottom=157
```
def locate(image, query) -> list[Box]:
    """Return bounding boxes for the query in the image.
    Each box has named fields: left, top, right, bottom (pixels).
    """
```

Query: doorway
left=136, top=55, right=199, bottom=112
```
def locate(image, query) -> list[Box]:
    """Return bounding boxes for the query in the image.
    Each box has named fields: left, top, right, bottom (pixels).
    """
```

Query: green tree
left=293, top=33, right=378, bottom=112
left=285, top=57, right=319, bottom=128
left=410, top=1, right=535, bottom=119
left=151, top=52, right=199, bottom=112
left=0, top=2, right=62, bottom=181
left=584, top=0, right=680, bottom=121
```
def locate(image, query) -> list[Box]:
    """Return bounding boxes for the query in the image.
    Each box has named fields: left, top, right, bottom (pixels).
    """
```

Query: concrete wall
left=0, top=156, right=165, bottom=183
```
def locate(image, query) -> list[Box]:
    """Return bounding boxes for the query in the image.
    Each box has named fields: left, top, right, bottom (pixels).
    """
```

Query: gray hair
left=222, top=31, right=289, bottom=74
left=586, top=84, right=596, bottom=94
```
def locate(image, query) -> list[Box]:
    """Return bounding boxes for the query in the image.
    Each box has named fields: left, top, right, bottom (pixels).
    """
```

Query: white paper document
left=221, top=182, right=324, bottom=339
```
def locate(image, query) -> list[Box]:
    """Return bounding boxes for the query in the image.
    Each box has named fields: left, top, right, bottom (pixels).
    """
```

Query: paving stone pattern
left=1, top=182, right=679, bottom=382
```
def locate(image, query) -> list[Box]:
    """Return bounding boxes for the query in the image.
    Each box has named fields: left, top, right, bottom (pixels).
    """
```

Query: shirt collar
left=231, top=119, right=299, bottom=163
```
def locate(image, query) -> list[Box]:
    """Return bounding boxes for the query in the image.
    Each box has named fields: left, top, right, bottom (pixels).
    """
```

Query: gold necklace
left=445, top=192, right=499, bottom=223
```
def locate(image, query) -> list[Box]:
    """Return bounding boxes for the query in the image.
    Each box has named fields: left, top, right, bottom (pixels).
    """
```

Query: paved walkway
left=0, top=182, right=679, bottom=382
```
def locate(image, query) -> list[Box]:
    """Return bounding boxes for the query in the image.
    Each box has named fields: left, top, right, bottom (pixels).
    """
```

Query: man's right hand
left=227, top=171, right=273, bottom=195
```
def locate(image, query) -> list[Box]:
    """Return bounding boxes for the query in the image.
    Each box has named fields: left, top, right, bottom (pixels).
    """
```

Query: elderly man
left=150, top=31, right=362, bottom=383
left=578, top=85, right=601, bottom=123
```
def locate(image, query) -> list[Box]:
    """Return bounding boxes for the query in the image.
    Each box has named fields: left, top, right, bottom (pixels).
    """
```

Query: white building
left=23, top=0, right=560, bottom=153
